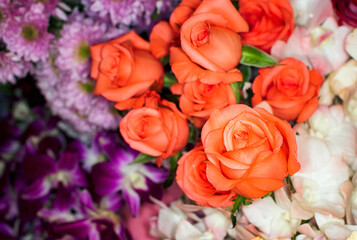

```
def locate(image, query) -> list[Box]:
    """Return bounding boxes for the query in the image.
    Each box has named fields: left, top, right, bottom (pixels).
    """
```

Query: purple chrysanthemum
left=35, top=59, right=120, bottom=134
left=82, top=0, right=157, bottom=27
left=55, top=12, right=108, bottom=80
left=0, top=52, right=30, bottom=84
left=2, top=3, right=54, bottom=62
left=0, top=0, right=12, bottom=37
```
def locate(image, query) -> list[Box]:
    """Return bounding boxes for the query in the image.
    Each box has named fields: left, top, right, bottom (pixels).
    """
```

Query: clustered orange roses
left=150, top=0, right=249, bottom=127
left=89, top=0, right=303, bottom=207
left=176, top=104, right=300, bottom=206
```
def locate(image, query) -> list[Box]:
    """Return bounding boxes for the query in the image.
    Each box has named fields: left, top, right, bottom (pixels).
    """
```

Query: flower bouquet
left=1, top=0, right=357, bottom=239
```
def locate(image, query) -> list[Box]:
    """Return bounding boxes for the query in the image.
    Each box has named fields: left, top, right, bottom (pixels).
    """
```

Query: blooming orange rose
left=179, top=0, right=249, bottom=72
left=171, top=80, right=236, bottom=127
left=119, top=99, right=189, bottom=167
left=170, top=47, right=243, bottom=84
left=239, top=0, right=294, bottom=52
left=149, top=21, right=175, bottom=59
left=201, top=104, right=300, bottom=199
left=90, top=31, right=163, bottom=104
left=176, top=145, right=236, bottom=207
left=252, top=58, right=324, bottom=123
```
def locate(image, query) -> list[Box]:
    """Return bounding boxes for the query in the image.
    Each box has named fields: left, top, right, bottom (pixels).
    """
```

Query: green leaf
left=237, top=64, right=252, bottom=87
left=130, top=153, right=156, bottom=165
left=163, top=152, right=183, bottom=188
left=230, top=82, right=241, bottom=104
left=240, top=45, right=278, bottom=68
left=164, top=73, right=178, bottom=88
left=188, top=123, right=199, bottom=143
left=285, top=176, right=296, bottom=193
left=232, top=0, right=239, bottom=10
left=160, top=55, right=170, bottom=66
left=231, top=195, right=246, bottom=228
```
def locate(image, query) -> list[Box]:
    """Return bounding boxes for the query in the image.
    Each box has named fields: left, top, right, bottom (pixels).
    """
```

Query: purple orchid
left=38, top=187, right=128, bottom=240
left=90, top=132, right=169, bottom=216
left=20, top=140, right=88, bottom=200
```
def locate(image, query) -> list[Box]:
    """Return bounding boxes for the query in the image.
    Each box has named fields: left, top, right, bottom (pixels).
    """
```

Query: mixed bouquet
left=1, top=0, right=357, bottom=239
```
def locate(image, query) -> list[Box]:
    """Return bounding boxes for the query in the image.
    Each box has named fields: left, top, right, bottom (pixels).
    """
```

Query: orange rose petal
left=309, top=69, right=324, bottom=87
left=131, top=49, right=164, bottom=82
left=196, top=26, right=242, bottom=71
left=170, top=82, right=183, bottom=95
left=247, top=150, right=287, bottom=179
left=296, top=97, right=319, bottom=123
left=193, top=0, right=249, bottom=33
left=102, top=80, right=155, bottom=102
left=180, top=0, right=202, bottom=9
left=206, top=161, right=240, bottom=191
left=94, top=74, right=113, bottom=96
left=150, top=21, right=175, bottom=58
left=255, top=108, right=300, bottom=175
left=108, top=31, right=150, bottom=51
left=180, top=15, right=226, bottom=72
left=202, top=104, right=254, bottom=141
left=170, top=47, right=242, bottom=84
left=235, top=178, right=284, bottom=198
left=170, top=5, right=195, bottom=35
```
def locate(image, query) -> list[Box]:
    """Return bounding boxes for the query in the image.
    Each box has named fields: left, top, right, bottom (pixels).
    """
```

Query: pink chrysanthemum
left=35, top=59, right=120, bottom=134
left=2, top=3, right=54, bottom=62
left=0, top=52, right=30, bottom=84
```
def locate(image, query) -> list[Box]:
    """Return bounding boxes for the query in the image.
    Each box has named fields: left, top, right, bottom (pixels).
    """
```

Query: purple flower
left=21, top=140, right=88, bottom=200
left=35, top=59, right=120, bottom=134
left=82, top=0, right=157, bottom=27
left=0, top=52, right=30, bottom=84
left=2, top=3, right=54, bottom=62
left=90, top=133, right=169, bottom=216
left=39, top=189, right=128, bottom=240
left=0, top=0, right=12, bottom=37
left=55, top=12, right=107, bottom=80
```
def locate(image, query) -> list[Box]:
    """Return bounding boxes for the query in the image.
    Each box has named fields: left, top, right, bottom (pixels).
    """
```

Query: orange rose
left=239, top=0, right=294, bottom=52
left=90, top=31, right=163, bottom=104
left=170, top=47, right=243, bottom=84
left=119, top=99, right=189, bottom=167
left=176, top=145, right=236, bottom=207
left=252, top=58, right=324, bottom=123
left=179, top=0, right=249, bottom=72
left=201, top=104, right=300, bottom=199
left=171, top=80, right=236, bottom=127
left=149, top=21, right=175, bottom=59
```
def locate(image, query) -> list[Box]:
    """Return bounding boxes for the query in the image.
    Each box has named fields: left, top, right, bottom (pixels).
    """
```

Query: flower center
left=36, top=0, right=49, bottom=3
left=78, top=81, right=96, bottom=93
left=21, top=24, right=39, bottom=42
left=74, top=40, right=91, bottom=63
left=135, top=118, right=149, bottom=138
left=234, top=130, right=248, bottom=140
left=0, top=11, right=3, bottom=23
left=199, top=83, right=215, bottom=98
left=191, top=22, right=210, bottom=48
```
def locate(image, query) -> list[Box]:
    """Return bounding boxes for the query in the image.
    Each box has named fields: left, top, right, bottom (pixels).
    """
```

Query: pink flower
left=271, top=17, right=351, bottom=76
left=242, top=187, right=301, bottom=239
left=291, top=123, right=350, bottom=220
